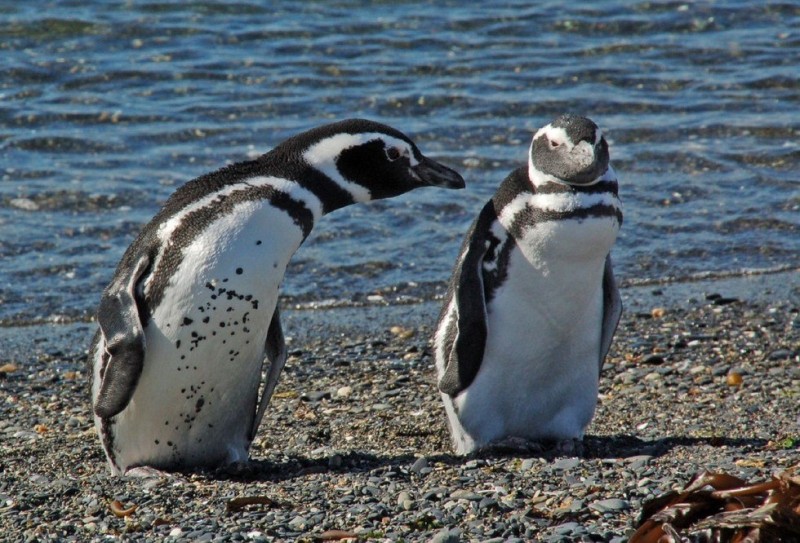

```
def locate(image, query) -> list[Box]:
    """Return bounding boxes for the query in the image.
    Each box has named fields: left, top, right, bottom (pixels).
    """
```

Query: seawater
left=1, top=1, right=798, bottom=325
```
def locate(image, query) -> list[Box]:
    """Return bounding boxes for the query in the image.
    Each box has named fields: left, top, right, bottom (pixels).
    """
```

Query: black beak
left=412, top=155, right=465, bottom=189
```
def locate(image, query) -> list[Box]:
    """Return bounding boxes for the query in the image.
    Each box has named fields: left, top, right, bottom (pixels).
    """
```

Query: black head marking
left=342, top=140, right=465, bottom=198
left=551, top=114, right=599, bottom=145
left=273, top=118, right=463, bottom=202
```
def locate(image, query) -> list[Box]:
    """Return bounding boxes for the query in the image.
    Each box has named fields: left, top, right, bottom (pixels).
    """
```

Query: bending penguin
left=433, top=114, right=622, bottom=455
left=91, top=118, right=464, bottom=475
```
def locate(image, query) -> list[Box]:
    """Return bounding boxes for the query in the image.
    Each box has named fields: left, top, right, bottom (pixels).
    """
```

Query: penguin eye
left=549, top=138, right=561, bottom=148
left=386, top=147, right=402, bottom=161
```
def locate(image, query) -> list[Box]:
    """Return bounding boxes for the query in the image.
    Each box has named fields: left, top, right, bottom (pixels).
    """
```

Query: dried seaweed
left=630, top=467, right=800, bottom=542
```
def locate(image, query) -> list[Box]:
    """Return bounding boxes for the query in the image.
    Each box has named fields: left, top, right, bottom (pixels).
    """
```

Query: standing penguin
left=433, top=114, right=622, bottom=455
left=91, top=118, right=464, bottom=475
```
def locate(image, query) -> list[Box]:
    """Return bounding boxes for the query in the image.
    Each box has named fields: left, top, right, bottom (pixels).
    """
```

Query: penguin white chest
left=496, top=214, right=619, bottom=344
left=108, top=202, right=303, bottom=471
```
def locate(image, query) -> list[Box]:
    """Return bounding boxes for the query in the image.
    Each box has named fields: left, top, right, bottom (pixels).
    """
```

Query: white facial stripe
left=535, top=123, right=604, bottom=147
left=303, top=132, right=417, bottom=203
left=156, top=176, right=322, bottom=245
left=534, top=125, right=571, bottom=147
left=383, top=135, right=419, bottom=166
left=241, top=175, right=324, bottom=221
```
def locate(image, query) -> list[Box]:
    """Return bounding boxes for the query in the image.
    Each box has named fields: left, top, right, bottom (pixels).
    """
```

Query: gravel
left=1, top=283, right=798, bottom=542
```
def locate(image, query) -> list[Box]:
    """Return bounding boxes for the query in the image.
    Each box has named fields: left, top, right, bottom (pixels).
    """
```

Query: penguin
left=432, top=114, right=622, bottom=455
left=91, top=118, right=464, bottom=475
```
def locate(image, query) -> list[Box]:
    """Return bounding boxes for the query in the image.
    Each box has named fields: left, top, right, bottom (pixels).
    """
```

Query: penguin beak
left=412, top=156, right=465, bottom=189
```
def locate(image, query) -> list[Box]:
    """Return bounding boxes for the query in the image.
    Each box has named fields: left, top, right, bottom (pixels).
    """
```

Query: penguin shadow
left=196, top=435, right=767, bottom=482
left=581, top=433, right=770, bottom=460
left=200, top=450, right=466, bottom=483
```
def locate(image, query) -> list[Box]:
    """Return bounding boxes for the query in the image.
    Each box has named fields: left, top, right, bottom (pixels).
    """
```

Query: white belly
left=451, top=215, right=618, bottom=450
left=97, top=201, right=303, bottom=473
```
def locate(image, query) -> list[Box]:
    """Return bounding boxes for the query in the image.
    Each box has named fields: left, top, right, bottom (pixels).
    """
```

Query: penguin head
left=529, top=114, right=610, bottom=186
left=296, top=119, right=465, bottom=202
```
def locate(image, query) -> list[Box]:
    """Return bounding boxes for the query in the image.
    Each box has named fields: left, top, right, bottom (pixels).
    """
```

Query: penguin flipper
left=94, top=254, right=150, bottom=419
left=438, top=205, right=494, bottom=397
left=250, top=306, right=287, bottom=441
left=599, top=254, right=623, bottom=373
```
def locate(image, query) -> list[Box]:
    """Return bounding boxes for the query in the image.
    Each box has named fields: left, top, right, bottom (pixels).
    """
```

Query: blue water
left=1, top=1, right=798, bottom=325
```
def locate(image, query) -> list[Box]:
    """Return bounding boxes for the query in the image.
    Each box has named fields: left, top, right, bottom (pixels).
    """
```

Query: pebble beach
left=3, top=1, right=799, bottom=541
left=1, top=274, right=798, bottom=542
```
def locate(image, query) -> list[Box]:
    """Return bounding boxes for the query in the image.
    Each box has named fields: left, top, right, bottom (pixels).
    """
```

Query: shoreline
left=1, top=274, right=798, bottom=541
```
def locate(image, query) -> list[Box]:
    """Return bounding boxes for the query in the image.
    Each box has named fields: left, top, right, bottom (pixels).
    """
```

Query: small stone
left=712, top=365, right=730, bottom=376
left=589, top=498, right=630, bottom=513
left=637, top=477, right=653, bottom=488
left=287, top=515, right=307, bottom=531
left=422, top=487, right=448, bottom=501
left=450, top=490, right=482, bottom=501
left=553, top=521, right=581, bottom=535
left=568, top=499, right=584, bottom=512
left=553, top=457, right=581, bottom=470
left=30, top=473, right=50, bottom=486
left=769, top=349, right=793, bottom=360
left=301, top=390, right=331, bottom=402
left=626, top=455, right=653, bottom=470
left=410, top=456, right=429, bottom=475
left=397, top=491, right=413, bottom=510
left=389, top=325, right=415, bottom=340
left=335, top=386, right=352, bottom=398
left=430, top=528, right=460, bottom=543
left=642, top=354, right=665, bottom=365
left=726, top=372, right=743, bottom=386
